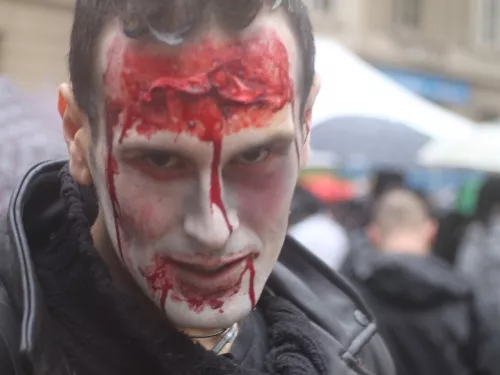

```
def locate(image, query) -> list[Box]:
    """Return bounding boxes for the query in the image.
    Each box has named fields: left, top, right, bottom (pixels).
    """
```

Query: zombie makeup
left=93, top=23, right=300, bottom=328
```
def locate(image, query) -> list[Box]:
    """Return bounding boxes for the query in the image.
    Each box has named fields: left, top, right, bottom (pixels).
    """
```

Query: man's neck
left=90, top=211, right=237, bottom=353
left=379, top=235, right=430, bottom=256
left=181, top=327, right=236, bottom=354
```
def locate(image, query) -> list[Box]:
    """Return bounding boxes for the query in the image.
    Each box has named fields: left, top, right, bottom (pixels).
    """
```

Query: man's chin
left=163, top=294, right=255, bottom=330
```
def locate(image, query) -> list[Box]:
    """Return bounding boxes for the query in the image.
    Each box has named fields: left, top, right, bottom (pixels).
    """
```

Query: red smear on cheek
left=141, top=257, right=174, bottom=309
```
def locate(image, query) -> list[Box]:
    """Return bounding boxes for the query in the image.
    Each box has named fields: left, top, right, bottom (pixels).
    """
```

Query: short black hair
left=69, top=0, right=315, bottom=127
left=372, top=170, right=405, bottom=200
left=289, top=185, right=326, bottom=226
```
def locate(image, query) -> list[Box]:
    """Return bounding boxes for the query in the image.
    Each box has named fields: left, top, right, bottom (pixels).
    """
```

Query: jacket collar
left=6, top=160, right=68, bottom=372
left=5, top=160, right=384, bottom=374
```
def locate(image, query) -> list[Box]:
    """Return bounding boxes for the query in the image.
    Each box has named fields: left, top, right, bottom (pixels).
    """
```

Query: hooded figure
left=344, top=189, right=496, bottom=375
left=457, top=177, right=500, bottom=332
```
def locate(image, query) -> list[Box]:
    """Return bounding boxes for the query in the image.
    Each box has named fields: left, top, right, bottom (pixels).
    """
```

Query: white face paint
left=91, top=13, right=303, bottom=329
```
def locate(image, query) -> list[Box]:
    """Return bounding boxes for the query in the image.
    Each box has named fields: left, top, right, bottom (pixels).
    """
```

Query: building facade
left=0, top=0, right=73, bottom=90
left=305, top=0, right=500, bottom=121
left=1, top=0, right=500, bottom=121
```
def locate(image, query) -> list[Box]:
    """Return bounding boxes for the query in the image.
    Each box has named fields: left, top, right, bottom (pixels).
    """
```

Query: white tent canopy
left=312, top=36, right=475, bottom=140
left=418, top=126, right=500, bottom=173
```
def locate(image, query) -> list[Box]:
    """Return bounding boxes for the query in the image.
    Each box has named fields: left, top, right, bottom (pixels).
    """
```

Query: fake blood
left=104, top=30, right=291, bottom=309
left=141, top=256, right=174, bottom=309
left=246, top=256, right=256, bottom=308
left=104, top=102, right=125, bottom=260
left=142, top=255, right=257, bottom=312
left=210, top=138, right=232, bottom=230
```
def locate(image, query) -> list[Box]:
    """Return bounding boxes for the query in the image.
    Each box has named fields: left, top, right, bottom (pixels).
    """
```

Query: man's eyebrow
left=115, top=132, right=296, bottom=159
left=233, top=133, right=296, bottom=154
left=116, top=143, right=190, bottom=159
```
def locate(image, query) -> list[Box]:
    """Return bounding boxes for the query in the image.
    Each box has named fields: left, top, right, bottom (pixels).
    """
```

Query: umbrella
left=310, top=116, right=430, bottom=169
left=418, top=127, right=500, bottom=173
left=313, top=37, right=475, bottom=140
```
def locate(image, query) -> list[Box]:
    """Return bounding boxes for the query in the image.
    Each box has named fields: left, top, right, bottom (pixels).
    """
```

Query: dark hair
left=474, top=176, right=500, bottom=226
left=372, top=170, right=405, bottom=200
left=289, top=185, right=326, bottom=226
left=69, top=0, right=315, bottom=127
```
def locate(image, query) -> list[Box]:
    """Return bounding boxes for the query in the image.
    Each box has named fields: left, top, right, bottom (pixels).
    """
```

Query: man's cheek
left=119, top=198, right=162, bottom=242
left=111, top=179, right=172, bottom=244
left=236, top=171, right=295, bottom=230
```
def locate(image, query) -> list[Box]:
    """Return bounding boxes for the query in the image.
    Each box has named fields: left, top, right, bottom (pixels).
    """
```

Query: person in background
left=351, top=170, right=405, bottom=230
left=344, top=188, right=496, bottom=375
left=340, top=171, right=406, bottom=275
left=432, top=178, right=482, bottom=265
left=371, top=171, right=405, bottom=201
left=457, top=176, right=500, bottom=332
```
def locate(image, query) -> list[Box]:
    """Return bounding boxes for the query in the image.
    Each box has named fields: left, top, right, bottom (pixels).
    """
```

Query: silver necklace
left=186, top=323, right=239, bottom=354
left=188, top=327, right=228, bottom=339
left=212, top=323, right=239, bottom=354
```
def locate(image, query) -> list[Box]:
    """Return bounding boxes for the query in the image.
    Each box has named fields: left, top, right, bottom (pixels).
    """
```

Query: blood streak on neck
left=104, top=31, right=292, bottom=306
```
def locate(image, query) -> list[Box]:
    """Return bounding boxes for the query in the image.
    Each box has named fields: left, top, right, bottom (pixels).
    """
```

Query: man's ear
left=299, top=73, right=321, bottom=169
left=59, top=83, right=93, bottom=186
left=425, top=219, right=439, bottom=245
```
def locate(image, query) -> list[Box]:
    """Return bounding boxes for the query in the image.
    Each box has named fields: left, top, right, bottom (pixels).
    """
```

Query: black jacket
left=343, top=239, right=498, bottom=375
left=0, top=161, right=394, bottom=375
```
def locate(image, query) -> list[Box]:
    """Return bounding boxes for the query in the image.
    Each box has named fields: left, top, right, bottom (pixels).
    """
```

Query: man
left=367, top=189, right=437, bottom=256
left=0, top=1, right=394, bottom=374
left=344, top=189, right=495, bottom=375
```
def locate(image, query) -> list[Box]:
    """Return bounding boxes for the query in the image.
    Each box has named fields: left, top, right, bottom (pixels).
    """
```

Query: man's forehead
left=97, top=11, right=300, bottom=90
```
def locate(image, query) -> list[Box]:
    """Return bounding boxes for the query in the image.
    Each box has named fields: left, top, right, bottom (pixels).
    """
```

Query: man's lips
left=157, top=252, right=258, bottom=297
left=165, top=252, right=255, bottom=273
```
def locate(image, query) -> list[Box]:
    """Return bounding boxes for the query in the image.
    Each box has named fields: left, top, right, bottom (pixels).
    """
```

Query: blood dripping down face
left=91, top=20, right=302, bottom=329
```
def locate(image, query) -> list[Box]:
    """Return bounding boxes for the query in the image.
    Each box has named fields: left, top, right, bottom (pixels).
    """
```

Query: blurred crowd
left=290, top=171, right=500, bottom=375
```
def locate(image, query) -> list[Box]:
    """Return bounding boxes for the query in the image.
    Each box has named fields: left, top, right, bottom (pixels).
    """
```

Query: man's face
left=88, top=14, right=307, bottom=329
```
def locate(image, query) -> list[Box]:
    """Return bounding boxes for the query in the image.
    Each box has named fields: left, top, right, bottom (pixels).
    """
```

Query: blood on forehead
left=103, top=29, right=293, bottom=142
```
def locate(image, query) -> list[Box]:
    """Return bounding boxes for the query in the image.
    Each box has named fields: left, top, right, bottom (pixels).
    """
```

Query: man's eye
left=234, top=148, right=271, bottom=165
left=144, top=153, right=180, bottom=168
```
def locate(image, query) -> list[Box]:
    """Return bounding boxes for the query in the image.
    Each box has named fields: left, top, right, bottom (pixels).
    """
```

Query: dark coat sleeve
left=0, top=282, right=22, bottom=375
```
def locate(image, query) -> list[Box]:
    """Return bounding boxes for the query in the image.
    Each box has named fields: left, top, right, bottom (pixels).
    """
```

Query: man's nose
left=183, top=176, right=239, bottom=250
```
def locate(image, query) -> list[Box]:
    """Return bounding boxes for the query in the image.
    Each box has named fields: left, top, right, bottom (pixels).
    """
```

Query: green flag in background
left=455, top=178, right=483, bottom=217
